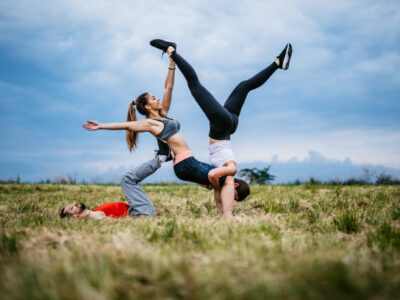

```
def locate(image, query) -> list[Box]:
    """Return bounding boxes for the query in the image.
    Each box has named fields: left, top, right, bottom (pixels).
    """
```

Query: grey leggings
left=120, top=158, right=160, bottom=217
left=171, top=51, right=278, bottom=140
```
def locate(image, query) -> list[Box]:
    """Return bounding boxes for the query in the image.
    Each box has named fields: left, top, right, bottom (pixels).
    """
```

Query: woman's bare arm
left=83, top=119, right=155, bottom=132
left=160, top=58, right=176, bottom=115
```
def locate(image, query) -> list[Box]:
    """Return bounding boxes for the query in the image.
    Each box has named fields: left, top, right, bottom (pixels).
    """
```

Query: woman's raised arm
left=160, top=57, right=176, bottom=115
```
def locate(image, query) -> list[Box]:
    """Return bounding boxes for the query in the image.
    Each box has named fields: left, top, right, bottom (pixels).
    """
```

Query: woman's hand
left=208, top=169, right=221, bottom=190
left=83, top=121, right=100, bottom=131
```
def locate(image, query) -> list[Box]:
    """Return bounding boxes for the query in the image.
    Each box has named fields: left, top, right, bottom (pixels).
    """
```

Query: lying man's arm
left=87, top=211, right=109, bottom=220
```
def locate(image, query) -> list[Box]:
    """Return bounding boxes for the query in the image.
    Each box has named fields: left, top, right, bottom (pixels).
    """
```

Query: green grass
left=0, top=183, right=400, bottom=299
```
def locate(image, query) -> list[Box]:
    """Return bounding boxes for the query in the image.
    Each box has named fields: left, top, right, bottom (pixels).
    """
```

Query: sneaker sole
left=150, top=39, right=176, bottom=52
left=282, top=43, right=292, bottom=70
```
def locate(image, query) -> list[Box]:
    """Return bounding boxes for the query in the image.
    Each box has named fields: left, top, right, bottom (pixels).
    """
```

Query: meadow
left=0, top=183, right=399, bottom=299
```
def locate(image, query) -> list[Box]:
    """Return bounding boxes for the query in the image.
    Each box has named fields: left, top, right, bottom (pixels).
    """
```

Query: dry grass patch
left=0, top=183, right=399, bottom=299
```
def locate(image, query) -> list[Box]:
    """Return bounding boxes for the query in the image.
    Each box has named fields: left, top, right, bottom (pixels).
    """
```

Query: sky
left=0, top=0, right=399, bottom=183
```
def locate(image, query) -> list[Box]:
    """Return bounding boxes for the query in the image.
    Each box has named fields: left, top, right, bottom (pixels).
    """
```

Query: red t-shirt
left=92, top=202, right=130, bottom=218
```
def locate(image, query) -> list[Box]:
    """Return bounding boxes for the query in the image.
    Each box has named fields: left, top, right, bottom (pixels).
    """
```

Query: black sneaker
left=155, top=139, right=173, bottom=162
left=277, top=43, right=292, bottom=70
left=149, top=39, right=177, bottom=53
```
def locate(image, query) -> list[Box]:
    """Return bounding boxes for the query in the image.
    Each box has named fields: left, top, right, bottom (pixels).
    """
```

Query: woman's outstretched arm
left=160, top=57, right=176, bottom=115
left=83, top=120, right=154, bottom=132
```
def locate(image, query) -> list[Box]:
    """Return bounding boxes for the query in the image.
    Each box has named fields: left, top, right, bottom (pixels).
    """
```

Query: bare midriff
left=165, top=133, right=191, bottom=156
left=209, top=137, right=226, bottom=145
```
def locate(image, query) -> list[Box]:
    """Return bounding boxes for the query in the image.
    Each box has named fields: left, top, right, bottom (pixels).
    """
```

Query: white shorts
left=208, top=140, right=237, bottom=167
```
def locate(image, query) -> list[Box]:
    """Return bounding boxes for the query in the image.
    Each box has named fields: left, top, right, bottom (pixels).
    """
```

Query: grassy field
left=0, top=183, right=399, bottom=299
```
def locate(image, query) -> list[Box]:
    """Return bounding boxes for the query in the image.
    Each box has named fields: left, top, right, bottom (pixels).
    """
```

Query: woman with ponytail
left=83, top=53, right=249, bottom=217
left=126, top=100, right=138, bottom=151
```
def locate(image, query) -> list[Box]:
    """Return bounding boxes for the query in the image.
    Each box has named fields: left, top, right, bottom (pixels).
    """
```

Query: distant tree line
left=1, top=167, right=400, bottom=185
left=294, top=173, right=400, bottom=186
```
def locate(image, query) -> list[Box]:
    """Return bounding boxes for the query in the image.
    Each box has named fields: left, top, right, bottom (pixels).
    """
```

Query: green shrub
left=239, top=167, right=275, bottom=184
left=0, top=232, right=19, bottom=255
left=161, top=219, right=178, bottom=241
left=391, top=206, right=400, bottom=220
left=289, top=198, right=300, bottom=212
left=376, top=174, right=400, bottom=185
left=334, top=211, right=360, bottom=233
left=375, top=223, right=400, bottom=251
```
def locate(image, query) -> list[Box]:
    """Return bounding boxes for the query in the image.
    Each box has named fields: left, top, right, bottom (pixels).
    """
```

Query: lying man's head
left=234, top=178, right=250, bottom=201
left=59, top=203, right=86, bottom=218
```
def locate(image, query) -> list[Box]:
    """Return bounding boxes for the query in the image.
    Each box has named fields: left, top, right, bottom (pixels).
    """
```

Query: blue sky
left=0, top=0, right=399, bottom=183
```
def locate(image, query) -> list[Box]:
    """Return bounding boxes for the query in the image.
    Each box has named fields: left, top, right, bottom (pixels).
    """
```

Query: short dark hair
left=59, top=208, right=68, bottom=218
left=234, top=178, right=250, bottom=201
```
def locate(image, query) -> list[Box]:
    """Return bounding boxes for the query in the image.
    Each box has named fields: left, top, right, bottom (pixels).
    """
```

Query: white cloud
left=355, top=53, right=400, bottom=83
left=2, top=0, right=398, bottom=93
left=233, top=127, right=400, bottom=168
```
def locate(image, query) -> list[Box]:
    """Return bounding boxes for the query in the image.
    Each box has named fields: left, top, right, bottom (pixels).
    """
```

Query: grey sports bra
left=155, top=114, right=181, bottom=141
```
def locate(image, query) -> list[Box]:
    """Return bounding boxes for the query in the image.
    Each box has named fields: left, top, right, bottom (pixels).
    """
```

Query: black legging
left=171, top=51, right=278, bottom=140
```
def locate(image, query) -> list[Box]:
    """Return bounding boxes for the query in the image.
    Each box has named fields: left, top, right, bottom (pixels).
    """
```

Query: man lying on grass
left=59, top=143, right=172, bottom=219
left=60, top=202, right=128, bottom=219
